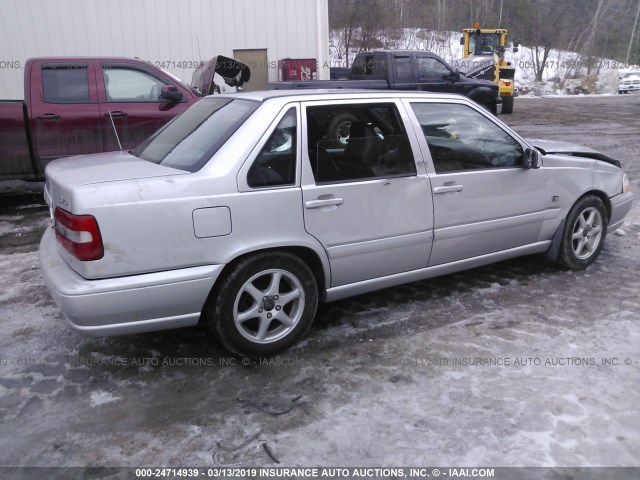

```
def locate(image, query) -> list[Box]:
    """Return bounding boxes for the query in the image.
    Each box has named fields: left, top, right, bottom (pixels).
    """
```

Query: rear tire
left=502, top=96, right=514, bottom=114
left=557, top=196, right=608, bottom=270
left=208, top=252, right=318, bottom=357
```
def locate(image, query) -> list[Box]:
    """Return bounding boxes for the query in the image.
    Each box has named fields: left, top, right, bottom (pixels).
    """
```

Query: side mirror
left=524, top=148, right=542, bottom=169
left=160, top=85, right=183, bottom=103
left=459, top=36, right=465, bottom=45
left=444, top=69, right=460, bottom=82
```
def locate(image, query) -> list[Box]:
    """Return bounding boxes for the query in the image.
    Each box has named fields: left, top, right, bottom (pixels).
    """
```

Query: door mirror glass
left=524, top=148, right=541, bottom=169
left=160, top=85, right=183, bottom=103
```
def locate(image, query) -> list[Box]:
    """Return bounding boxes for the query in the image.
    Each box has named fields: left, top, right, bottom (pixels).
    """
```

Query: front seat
left=340, top=122, right=380, bottom=180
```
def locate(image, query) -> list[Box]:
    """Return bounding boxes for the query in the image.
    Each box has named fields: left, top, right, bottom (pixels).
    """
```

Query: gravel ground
left=0, top=95, right=639, bottom=473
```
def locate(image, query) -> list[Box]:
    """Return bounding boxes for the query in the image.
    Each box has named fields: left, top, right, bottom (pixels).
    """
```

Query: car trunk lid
left=44, top=151, right=187, bottom=216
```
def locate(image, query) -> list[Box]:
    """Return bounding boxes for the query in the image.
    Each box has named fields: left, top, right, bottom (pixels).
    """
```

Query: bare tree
left=627, top=0, right=640, bottom=64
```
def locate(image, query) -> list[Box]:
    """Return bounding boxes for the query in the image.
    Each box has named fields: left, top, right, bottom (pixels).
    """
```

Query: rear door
left=29, top=60, right=101, bottom=167
left=97, top=61, right=190, bottom=151
left=390, top=54, right=416, bottom=90
left=301, top=100, right=433, bottom=287
left=405, top=100, right=546, bottom=266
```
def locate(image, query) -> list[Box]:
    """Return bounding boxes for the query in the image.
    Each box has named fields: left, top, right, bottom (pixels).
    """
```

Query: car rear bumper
left=608, top=191, right=634, bottom=233
left=39, top=228, right=224, bottom=336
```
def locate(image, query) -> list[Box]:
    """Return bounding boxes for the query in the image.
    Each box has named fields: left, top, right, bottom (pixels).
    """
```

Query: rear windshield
left=132, top=98, right=259, bottom=171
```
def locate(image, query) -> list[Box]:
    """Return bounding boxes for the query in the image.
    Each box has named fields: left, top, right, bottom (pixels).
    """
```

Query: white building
left=0, top=0, right=330, bottom=99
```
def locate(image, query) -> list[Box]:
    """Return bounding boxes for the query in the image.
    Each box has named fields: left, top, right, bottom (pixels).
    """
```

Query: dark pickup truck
left=0, top=55, right=249, bottom=181
left=270, top=50, right=502, bottom=114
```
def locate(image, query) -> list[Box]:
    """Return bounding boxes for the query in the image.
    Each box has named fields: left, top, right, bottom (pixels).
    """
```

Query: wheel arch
left=577, top=189, right=611, bottom=222
left=467, top=86, right=497, bottom=108
left=201, top=245, right=329, bottom=324
left=546, top=190, right=611, bottom=264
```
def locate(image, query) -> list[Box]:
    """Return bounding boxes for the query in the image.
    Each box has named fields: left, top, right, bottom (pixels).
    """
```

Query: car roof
left=212, top=89, right=468, bottom=104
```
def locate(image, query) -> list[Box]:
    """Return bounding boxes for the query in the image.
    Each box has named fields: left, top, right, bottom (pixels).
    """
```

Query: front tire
left=502, top=96, right=514, bottom=114
left=208, top=252, right=318, bottom=357
left=557, top=196, right=608, bottom=270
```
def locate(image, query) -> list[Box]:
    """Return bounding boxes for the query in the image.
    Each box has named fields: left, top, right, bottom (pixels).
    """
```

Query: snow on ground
left=329, top=28, right=625, bottom=96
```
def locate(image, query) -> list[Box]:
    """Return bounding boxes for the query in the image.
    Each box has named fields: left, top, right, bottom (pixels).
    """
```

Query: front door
left=301, top=101, right=433, bottom=287
left=414, top=55, right=457, bottom=94
left=406, top=101, right=546, bottom=266
left=98, top=62, right=189, bottom=151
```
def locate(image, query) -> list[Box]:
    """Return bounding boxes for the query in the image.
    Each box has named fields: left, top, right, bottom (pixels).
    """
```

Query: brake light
left=54, top=207, right=104, bottom=261
left=504, top=81, right=512, bottom=87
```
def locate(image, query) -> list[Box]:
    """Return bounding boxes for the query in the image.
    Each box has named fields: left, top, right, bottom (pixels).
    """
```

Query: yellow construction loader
left=459, top=24, right=518, bottom=114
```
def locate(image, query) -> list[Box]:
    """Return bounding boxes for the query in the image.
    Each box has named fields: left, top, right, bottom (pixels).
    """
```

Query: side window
left=351, top=56, right=366, bottom=76
left=468, top=36, right=476, bottom=56
left=42, top=65, right=89, bottom=103
left=415, top=57, right=451, bottom=82
left=247, top=108, right=297, bottom=188
left=370, top=54, right=387, bottom=78
left=351, top=55, right=386, bottom=78
left=102, top=67, right=167, bottom=102
left=394, top=56, right=413, bottom=83
left=410, top=103, right=524, bottom=173
left=306, top=103, right=416, bottom=184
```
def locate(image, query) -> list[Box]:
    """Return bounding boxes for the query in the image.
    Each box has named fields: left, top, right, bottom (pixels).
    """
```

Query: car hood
left=527, top=139, right=622, bottom=168
left=453, top=55, right=495, bottom=77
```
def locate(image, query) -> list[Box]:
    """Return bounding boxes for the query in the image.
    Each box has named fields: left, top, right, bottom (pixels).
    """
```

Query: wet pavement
left=0, top=95, right=639, bottom=469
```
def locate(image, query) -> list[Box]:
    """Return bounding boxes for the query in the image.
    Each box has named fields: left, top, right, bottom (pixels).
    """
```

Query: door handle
left=304, top=197, right=344, bottom=209
left=433, top=184, right=464, bottom=194
left=104, top=111, right=128, bottom=118
left=35, top=113, right=60, bottom=121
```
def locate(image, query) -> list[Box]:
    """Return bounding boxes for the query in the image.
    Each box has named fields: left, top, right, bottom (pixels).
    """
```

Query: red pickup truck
left=0, top=56, right=249, bottom=181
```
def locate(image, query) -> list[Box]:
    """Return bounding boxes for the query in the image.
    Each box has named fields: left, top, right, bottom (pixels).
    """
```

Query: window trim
left=99, top=63, right=184, bottom=103
left=414, top=56, right=452, bottom=83
left=237, top=104, right=301, bottom=192
left=40, top=63, right=90, bottom=104
left=302, top=100, right=420, bottom=186
left=403, top=98, right=530, bottom=175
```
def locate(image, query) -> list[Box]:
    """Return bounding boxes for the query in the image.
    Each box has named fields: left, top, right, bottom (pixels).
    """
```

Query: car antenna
left=196, top=35, right=203, bottom=67
left=106, top=111, right=123, bottom=150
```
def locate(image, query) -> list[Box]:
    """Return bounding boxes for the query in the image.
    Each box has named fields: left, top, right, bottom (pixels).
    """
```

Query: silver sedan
left=39, top=91, right=634, bottom=356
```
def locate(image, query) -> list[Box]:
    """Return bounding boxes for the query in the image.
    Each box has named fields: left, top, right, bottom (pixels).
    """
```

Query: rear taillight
left=54, top=207, right=104, bottom=261
left=504, top=81, right=512, bottom=87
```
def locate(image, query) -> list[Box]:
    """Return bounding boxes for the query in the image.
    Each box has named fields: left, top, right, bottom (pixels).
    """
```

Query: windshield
left=469, top=33, right=501, bottom=56
left=623, top=71, right=640, bottom=78
left=132, top=98, right=259, bottom=172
